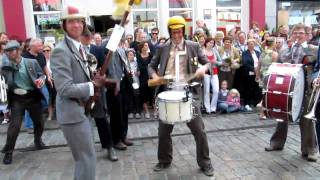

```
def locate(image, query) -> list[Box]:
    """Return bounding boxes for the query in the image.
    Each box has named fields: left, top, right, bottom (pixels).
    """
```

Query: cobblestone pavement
left=1, top=113, right=320, bottom=180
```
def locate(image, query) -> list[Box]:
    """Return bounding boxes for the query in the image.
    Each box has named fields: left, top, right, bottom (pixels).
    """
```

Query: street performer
left=148, top=16, right=214, bottom=176
left=265, top=23, right=319, bottom=162
left=51, top=5, right=107, bottom=180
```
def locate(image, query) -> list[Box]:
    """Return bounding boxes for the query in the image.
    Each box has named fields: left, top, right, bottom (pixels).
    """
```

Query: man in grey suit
left=1, top=40, right=47, bottom=165
left=148, top=16, right=214, bottom=176
left=51, top=6, right=106, bottom=180
left=265, top=23, right=319, bottom=162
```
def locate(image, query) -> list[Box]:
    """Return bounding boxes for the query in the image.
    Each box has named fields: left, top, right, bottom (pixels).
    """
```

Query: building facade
left=1, top=0, right=268, bottom=42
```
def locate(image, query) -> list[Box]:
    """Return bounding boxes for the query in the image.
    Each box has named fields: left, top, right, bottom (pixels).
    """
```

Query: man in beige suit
left=148, top=16, right=214, bottom=176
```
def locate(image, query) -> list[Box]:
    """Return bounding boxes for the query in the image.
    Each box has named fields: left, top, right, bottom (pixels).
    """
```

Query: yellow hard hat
left=168, top=16, right=186, bottom=30
left=61, top=5, right=86, bottom=20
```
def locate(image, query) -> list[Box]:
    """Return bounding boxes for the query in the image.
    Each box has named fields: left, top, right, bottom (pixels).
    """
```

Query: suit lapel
left=65, top=38, right=91, bottom=80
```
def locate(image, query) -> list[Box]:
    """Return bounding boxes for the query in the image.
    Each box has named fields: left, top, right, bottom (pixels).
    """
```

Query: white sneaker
left=1, top=119, right=9, bottom=124
left=128, top=113, right=134, bottom=119
left=245, top=105, right=252, bottom=111
left=145, top=113, right=150, bottom=119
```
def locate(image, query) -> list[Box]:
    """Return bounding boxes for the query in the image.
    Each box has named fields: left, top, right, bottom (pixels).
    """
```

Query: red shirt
left=207, top=54, right=218, bottom=75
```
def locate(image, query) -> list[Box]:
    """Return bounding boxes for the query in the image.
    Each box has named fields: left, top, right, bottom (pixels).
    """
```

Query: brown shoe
left=114, top=142, right=127, bottom=150
left=123, top=138, right=133, bottom=146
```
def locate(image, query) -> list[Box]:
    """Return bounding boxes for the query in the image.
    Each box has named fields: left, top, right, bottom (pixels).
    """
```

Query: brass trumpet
left=304, top=71, right=320, bottom=121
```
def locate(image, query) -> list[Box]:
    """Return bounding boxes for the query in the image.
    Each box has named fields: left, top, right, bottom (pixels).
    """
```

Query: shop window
left=32, top=0, right=63, bottom=45
left=132, top=11, right=158, bottom=33
left=133, top=0, right=157, bottom=9
left=277, top=1, right=320, bottom=28
left=169, top=0, right=192, bottom=8
left=32, top=0, right=61, bottom=12
left=216, top=9, right=241, bottom=34
left=216, top=0, right=241, bottom=7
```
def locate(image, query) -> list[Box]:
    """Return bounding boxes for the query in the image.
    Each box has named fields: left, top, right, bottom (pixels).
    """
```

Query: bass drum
left=263, top=63, right=305, bottom=122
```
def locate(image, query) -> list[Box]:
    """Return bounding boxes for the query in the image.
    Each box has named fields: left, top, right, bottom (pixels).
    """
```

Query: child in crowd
left=126, top=49, right=142, bottom=119
left=217, top=80, right=229, bottom=113
left=217, top=81, right=241, bottom=113
left=225, top=89, right=241, bottom=113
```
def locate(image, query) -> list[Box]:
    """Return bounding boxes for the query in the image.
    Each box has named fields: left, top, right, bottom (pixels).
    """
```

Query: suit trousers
left=2, top=94, right=44, bottom=153
left=157, top=115, right=211, bottom=168
left=106, top=79, right=129, bottom=144
left=94, top=117, right=113, bottom=149
left=269, top=118, right=318, bottom=154
left=60, top=119, right=96, bottom=180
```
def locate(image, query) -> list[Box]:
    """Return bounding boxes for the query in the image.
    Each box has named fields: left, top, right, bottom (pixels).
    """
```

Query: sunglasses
left=43, top=49, right=51, bottom=52
left=152, top=33, right=158, bottom=35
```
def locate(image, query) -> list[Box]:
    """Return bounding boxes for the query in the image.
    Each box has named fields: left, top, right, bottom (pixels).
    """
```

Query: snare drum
left=157, top=91, right=193, bottom=124
left=263, top=63, right=305, bottom=122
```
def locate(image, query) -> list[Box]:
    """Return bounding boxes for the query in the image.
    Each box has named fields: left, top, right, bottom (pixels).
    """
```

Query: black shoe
left=34, top=140, right=46, bottom=150
left=264, top=146, right=283, bottom=152
left=122, top=139, right=133, bottom=146
left=3, top=153, right=12, bottom=165
left=200, top=164, right=214, bottom=176
left=107, top=148, right=118, bottom=162
left=114, top=142, right=127, bottom=150
left=153, top=162, right=171, bottom=171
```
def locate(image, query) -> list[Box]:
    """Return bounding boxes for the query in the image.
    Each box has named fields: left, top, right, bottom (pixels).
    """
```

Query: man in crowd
left=148, top=27, right=159, bottom=55
left=148, top=16, right=214, bottom=176
left=234, top=32, right=247, bottom=55
left=0, top=32, right=8, bottom=44
left=51, top=5, right=107, bottom=180
left=1, top=40, right=46, bottom=164
left=93, top=33, right=102, bottom=46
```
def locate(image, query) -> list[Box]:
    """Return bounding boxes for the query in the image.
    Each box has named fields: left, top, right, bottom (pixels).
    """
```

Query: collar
left=293, top=41, right=308, bottom=48
left=171, top=39, right=185, bottom=50
left=66, top=35, right=82, bottom=50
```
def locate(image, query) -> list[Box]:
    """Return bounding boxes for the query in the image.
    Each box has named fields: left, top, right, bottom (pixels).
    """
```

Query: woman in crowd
left=218, top=36, right=240, bottom=88
left=256, top=37, right=278, bottom=119
left=241, top=39, right=262, bottom=111
left=202, top=37, right=221, bottom=114
left=43, top=44, right=55, bottom=121
left=136, top=41, right=153, bottom=119
left=214, top=31, right=224, bottom=49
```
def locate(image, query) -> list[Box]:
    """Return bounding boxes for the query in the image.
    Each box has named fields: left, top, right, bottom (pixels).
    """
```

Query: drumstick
left=148, top=77, right=168, bottom=87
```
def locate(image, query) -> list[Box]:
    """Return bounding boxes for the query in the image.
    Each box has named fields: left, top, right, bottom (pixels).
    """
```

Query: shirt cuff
left=88, top=82, right=94, bottom=96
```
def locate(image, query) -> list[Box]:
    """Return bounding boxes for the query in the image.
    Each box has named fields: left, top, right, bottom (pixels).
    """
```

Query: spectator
left=43, top=44, right=55, bottom=121
left=219, top=88, right=241, bottom=113
left=214, top=31, right=224, bottom=49
left=234, top=32, right=247, bottom=55
left=157, top=37, right=167, bottom=48
left=93, top=33, right=102, bottom=46
left=241, top=39, right=262, bottom=111
left=203, top=37, right=221, bottom=114
left=126, top=49, right=141, bottom=119
left=0, top=32, right=8, bottom=44
left=148, top=28, right=159, bottom=55
left=126, top=34, right=134, bottom=45
left=137, top=41, right=153, bottom=119
left=196, top=19, right=211, bottom=37
left=217, top=80, right=229, bottom=113
left=218, top=36, right=240, bottom=87
left=130, top=28, right=144, bottom=52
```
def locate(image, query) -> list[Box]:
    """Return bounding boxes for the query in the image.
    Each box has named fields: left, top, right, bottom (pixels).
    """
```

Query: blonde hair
left=229, top=88, right=240, bottom=97
left=247, top=38, right=256, bottom=45
left=215, top=31, right=224, bottom=39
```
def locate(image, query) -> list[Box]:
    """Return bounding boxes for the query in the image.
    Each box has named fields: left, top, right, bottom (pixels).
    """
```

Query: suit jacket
left=106, top=47, right=128, bottom=81
left=241, top=49, right=261, bottom=73
left=1, top=56, right=46, bottom=104
left=148, top=39, right=210, bottom=95
left=51, top=36, right=92, bottom=125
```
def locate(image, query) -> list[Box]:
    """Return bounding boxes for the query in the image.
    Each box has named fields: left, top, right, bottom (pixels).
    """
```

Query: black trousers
left=94, top=118, right=113, bottom=149
left=243, top=74, right=261, bottom=106
left=106, top=80, right=129, bottom=144
left=128, top=89, right=141, bottom=114
left=2, top=94, right=44, bottom=153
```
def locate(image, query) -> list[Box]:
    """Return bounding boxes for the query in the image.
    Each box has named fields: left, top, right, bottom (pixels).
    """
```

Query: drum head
left=291, top=68, right=305, bottom=122
left=158, top=91, right=189, bottom=101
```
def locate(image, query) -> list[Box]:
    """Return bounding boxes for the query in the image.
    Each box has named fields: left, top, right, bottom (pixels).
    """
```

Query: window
left=169, top=0, right=192, bottom=8
left=32, top=0, right=63, bottom=45
left=132, top=0, right=158, bottom=34
left=277, top=1, right=320, bottom=28
left=169, top=0, right=193, bottom=39
left=216, top=0, right=241, bottom=34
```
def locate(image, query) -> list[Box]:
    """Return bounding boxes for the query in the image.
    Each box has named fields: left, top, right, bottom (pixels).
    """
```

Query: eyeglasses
left=152, top=33, right=158, bottom=35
